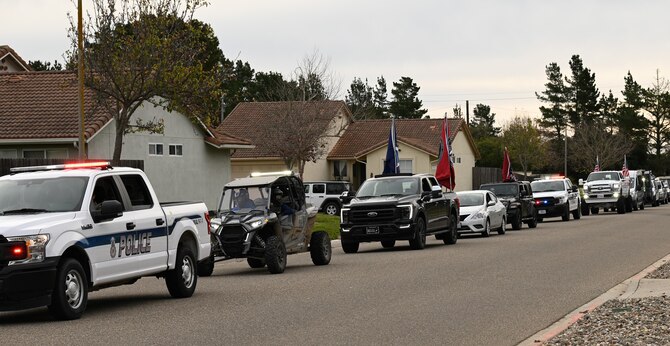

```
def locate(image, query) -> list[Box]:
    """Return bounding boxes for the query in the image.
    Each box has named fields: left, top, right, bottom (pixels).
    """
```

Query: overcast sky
left=3, top=0, right=670, bottom=125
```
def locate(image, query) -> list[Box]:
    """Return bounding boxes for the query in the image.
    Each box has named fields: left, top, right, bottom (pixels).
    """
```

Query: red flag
left=436, top=117, right=455, bottom=189
left=502, top=147, right=516, bottom=182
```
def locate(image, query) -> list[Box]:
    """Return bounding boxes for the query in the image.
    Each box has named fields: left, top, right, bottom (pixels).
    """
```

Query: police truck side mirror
left=92, top=200, right=124, bottom=223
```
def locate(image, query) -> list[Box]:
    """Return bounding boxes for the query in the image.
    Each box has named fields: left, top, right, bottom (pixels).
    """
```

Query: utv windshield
left=531, top=181, right=565, bottom=192
left=457, top=193, right=485, bottom=207
left=356, top=178, right=419, bottom=198
left=587, top=172, right=618, bottom=182
left=481, top=184, right=518, bottom=197
left=219, top=185, right=270, bottom=214
left=0, top=177, right=89, bottom=214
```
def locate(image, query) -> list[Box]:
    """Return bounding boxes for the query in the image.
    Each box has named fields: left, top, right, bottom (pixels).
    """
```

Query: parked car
left=654, top=178, right=668, bottom=205
left=456, top=190, right=507, bottom=237
left=480, top=181, right=538, bottom=230
left=201, top=172, right=331, bottom=275
left=0, top=162, right=211, bottom=319
left=531, top=178, right=581, bottom=221
left=627, top=170, right=646, bottom=211
left=304, top=181, right=351, bottom=216
left=642, top=171, right=660, bottom=207
left=340, top=173, right=459, bottom=253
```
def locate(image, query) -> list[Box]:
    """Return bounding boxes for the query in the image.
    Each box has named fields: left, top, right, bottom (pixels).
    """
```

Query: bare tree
left=569, top=121, right=634, bottom=173
left=503, top=117, right=547, bottom=178
left=68, top=0, right=218, bottom=162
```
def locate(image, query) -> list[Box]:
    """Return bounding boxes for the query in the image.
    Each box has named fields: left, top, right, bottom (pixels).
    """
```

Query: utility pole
left=77, top=0, right=86, bottom=159
left=564, top=124, right=568, bottom=175
left=465, top=100, right=470, bottom=125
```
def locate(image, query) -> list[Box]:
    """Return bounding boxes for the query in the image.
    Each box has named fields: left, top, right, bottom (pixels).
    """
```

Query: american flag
left=594, top=155, right=600, bottom=172
left=622, top=155, right=629, bottom=177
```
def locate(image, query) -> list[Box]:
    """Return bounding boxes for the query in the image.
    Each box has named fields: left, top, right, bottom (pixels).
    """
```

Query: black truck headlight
left=6, top=234, right=49, bottom=265
left=341, top=208, right=350, bottom=224
left=398, top=204, right=413, bottom=219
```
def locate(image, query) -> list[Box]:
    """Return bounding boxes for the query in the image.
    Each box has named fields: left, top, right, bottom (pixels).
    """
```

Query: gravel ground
left=545, top=261, right=670, bottom=345
left=645, top=260, right=670, bottom=279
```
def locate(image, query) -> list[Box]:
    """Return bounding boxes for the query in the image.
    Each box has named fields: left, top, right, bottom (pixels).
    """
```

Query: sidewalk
left=520, top=253, right=670, bottom=345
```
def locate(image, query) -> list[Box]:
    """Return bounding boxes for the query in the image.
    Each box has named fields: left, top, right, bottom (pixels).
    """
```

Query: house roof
left=0, top=70, right=249, bottom=147
left=327, top=118, right=480, bottom=160
left=0, top=45, right=31, bottom=72
left=0, top=71, right=111, bottom=140
left=216, top=100, right=351, bottom=159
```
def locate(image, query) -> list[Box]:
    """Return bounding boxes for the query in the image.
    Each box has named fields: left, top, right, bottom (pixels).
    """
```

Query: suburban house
left=215, top=101, right=353, bottom=181
left=0, top=45, right=30, bottom=72
left=327, top=118, right=480, bottom=191
left=0, top=69, right=252, bottom=209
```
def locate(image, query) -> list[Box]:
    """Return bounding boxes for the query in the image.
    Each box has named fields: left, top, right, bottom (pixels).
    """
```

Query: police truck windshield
left=0, top=177, right=89, bottom=214
left=531, top=180, right=565, bottom=192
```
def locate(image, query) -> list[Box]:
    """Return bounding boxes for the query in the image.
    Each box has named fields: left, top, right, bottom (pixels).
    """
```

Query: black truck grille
left=349, top=207, right=397, bottom=224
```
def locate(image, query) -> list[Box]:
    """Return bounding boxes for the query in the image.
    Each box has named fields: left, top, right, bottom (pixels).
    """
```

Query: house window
left=23, top=150, right=46, bottom=159
left=149, top=143, right=164, bottom=156
left=382, top=159, right=413, bottom=174
left=0, top=149, right=18, bottom=158
left=399, top=159, right=412, bottom=173
left=333, top=160, right=347, bottom=177
left=455, top=157, right=461, bottom=164
left=168, top=144, right=183, bottom=157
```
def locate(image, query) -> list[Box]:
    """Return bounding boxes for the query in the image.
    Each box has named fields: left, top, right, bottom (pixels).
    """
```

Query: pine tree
left=389, top=77, right=428, bottom=119
left=565, top=55, right=601, bottom=126
left=536, top=62, right=569, bottom=142
left=470, top=103, right=500, bottom=139
left=373, top=76, right=389, bottom=118
left=345, top=77, right=375, bottom=120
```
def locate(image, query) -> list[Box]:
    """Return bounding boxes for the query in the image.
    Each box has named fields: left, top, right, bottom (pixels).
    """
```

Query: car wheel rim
left=65, top=270, right=84, bottom=309
left=181, top=256, right=194, bottom=288
left=325, top=204, right=337, bottom=215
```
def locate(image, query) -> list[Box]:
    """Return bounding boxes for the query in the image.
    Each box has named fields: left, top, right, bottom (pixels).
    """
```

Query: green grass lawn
left=314, top=213, right=340, bottom=240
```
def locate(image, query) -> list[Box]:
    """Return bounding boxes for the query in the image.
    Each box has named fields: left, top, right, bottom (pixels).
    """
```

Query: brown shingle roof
left=0, top=70, right=247, bottom=147
left=216, top=101, right=350, bottom=158
left=0, top=45, right=31, bottom=71
left=0, top=71, right=111, bottom=140
left=327, top=118, right=475, bottom=159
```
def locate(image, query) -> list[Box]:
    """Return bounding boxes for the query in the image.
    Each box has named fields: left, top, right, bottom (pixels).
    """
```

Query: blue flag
left=383, top=117, right=400, bottom=174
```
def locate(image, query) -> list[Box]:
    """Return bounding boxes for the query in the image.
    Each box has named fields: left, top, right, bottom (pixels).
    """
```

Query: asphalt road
left=2, top=205, right=670, bottom=345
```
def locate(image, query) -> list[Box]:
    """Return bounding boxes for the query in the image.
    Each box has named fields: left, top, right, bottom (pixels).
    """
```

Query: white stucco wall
left=364, top=132, right=475, bottom=191
left=87, top=102, right=231, bottom=210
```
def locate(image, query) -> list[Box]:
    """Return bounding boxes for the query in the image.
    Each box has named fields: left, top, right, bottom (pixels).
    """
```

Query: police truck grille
left=349, top=207, right=396, bottom=224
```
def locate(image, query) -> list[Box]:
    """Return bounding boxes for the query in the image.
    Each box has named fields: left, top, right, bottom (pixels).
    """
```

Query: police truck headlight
left=398, top=205, right=413, bottom=219
left=341, top=208, right=350, bottom=224
left=6, top=234, right=49, bottom=265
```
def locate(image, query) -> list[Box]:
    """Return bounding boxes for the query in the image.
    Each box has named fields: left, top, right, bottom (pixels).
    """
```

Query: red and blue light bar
left=10, top=161, right=112, bottom=174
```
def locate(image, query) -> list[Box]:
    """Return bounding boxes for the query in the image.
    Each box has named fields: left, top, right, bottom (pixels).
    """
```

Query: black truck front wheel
left=409, top=218, right=426, bottom=250
left=341, top=239, right=359, bottom=253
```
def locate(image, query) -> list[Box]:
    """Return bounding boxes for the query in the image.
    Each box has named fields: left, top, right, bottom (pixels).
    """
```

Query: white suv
left=531, top=178, right=581, bottom=221
left=304, top=181, right=351, bottom=216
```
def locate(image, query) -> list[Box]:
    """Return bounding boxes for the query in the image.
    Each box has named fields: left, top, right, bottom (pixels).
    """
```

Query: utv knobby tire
left=166, top=244, right=197, bottom=298
left=310, top=231, right=331, bottom=266
left=381, top=240, right=396, bottom=248
left=48, top=258, right=88, bottom=320
left=247, top=257, right=266, bottom=269
left=197, top=254, right=215, bottom=277
left=341, top=240, right=359, bottom=254
left=265, top=235, right=287, bottom=274
left=409, top=218, right=427, bottom=250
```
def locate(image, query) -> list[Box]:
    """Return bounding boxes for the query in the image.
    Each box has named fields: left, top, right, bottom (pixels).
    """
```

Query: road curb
left=518, top=252, right=670, bottom=345
left=331, top=239, right=341, bottom=248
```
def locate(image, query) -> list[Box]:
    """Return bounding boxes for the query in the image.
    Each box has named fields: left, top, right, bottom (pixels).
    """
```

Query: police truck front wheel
left=166, top=245, right=197, bottom=298
left=48, top=258, right=88, bottom=320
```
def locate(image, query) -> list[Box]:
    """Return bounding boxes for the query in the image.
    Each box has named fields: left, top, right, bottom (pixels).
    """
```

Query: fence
left=472, top=166, right=502, bottom=189
left=0, top=159, right=144, bottom=176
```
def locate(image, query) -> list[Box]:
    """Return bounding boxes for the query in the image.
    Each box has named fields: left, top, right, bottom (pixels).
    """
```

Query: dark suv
left=339, top=173, right=459, bottom=253
left=480, top=181, right=538, bottom=229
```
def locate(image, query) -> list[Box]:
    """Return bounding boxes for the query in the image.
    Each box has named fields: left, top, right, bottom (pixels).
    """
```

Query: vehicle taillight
left=204, top=213, right=212, bottom=235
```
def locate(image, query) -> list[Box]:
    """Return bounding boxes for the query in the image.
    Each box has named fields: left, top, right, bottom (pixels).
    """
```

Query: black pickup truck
left=339, top=173, right=459, bottom=253
left=480, top=181, right=538, bottom=230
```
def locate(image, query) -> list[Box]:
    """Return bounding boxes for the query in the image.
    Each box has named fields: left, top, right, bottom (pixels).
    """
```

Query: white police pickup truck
left=0, top=162, right=211, bottom=319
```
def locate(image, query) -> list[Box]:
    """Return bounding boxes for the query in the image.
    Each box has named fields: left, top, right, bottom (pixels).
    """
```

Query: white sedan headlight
left=471, top=210, right=486, bottom=220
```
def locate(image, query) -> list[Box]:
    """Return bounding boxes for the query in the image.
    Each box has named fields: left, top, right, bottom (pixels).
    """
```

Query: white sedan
left=456, top=190, right=507, bottom=237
